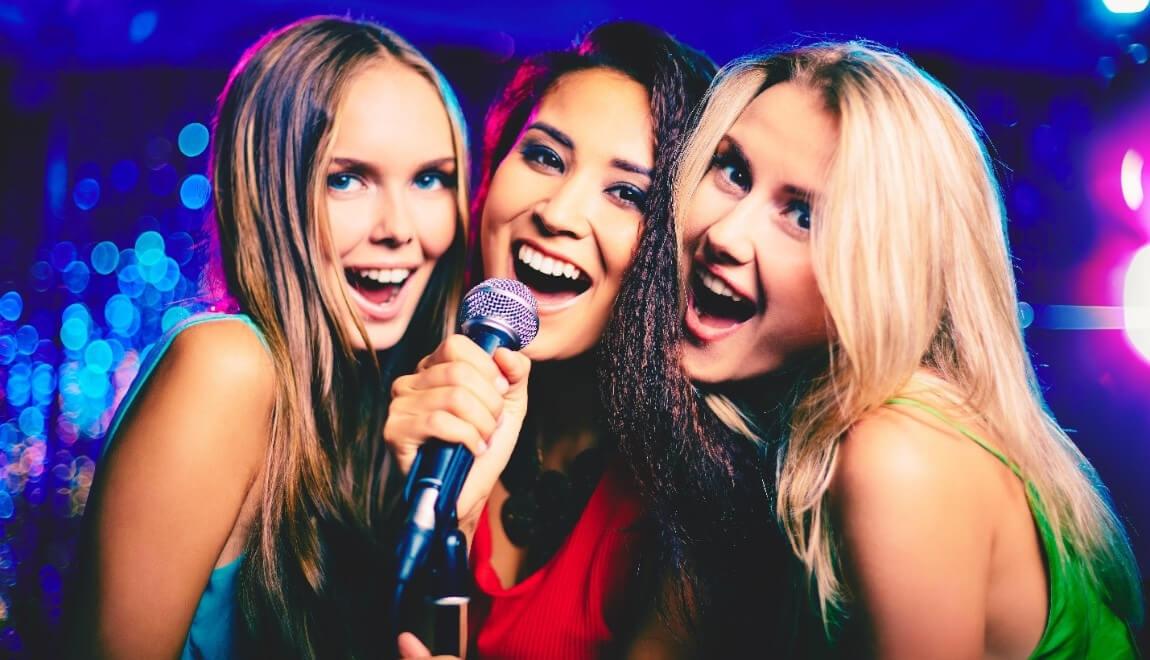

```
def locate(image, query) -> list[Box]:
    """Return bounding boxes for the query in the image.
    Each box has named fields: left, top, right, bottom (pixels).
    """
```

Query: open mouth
left=511, top=242, right=591, bottom=306
left=344, top=267, right=412, bottom=307
left=688, top=267, right=756, bottom=330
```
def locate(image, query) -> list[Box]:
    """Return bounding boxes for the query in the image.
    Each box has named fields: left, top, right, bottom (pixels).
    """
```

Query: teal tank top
left=104, top=312, right=266, bottom=660
left=885, top=397, right=1138, bottom=659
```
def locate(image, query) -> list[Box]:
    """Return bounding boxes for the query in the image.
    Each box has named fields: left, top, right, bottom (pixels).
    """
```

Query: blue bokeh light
left=84, top=341, right=114, bottom=373
left=0, top=292, right=22, bottom=322
left=104, top=296, right=133, bottom=333
left=153, top=258, right=181, bottom=293
left=62, top=303, right=92, bottom=328
left=90, top=241, right=120, bottom=275
left=179, top=174, right=211, bottom=210
left=139, top=259, right=167, bottom=285
left=78, top=367, right=109, bottom=399
left=15, top=325, right=38, bottom=355
left=7, top=366, right=30, bottom=407
left=73, top=179, right=100, bottom=211
left=31, top=364, right=55, bottom=402
left=0, top=336, right=15, bottom=365
left=135, top=231, right=165, bottom=266
left=178, top=123, right=209, bottom=158
left=62, top=261, right=90, bottom=295
left=117, top=265, right=145, bottom=298
left=161, top=306, right=191, bottom=332
left=129, top=11, right=158, bottom=43
left=59, top=319, right=88, bottom=351
left=19, top=407, right=45, bottom=437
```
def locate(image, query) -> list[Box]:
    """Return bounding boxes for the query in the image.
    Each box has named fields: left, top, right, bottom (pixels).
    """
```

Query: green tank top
left=885, top=397, right=1138, bottom=659
left=105, top=312, right=266, bottom=660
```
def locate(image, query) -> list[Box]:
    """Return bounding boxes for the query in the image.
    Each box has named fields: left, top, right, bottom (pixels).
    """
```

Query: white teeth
left=517, top=244, right=584, bottom=281
left=699, top=270, right=743, bottom=302
left=357, top=268, right=411, bottom=284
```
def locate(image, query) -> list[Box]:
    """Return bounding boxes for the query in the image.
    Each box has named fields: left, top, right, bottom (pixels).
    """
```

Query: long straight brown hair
left=207, top=16, right=468, bottom=656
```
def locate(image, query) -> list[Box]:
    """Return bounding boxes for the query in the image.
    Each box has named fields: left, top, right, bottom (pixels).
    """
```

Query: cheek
left=684, top=182, right=731, bottom=246
left=415, top=197, right=459, bottom=260
left=599, top=220, right=642, bottom=286
left=481, top=161, right=525, bottom=230
left=327, top=198, right=375, bottom=257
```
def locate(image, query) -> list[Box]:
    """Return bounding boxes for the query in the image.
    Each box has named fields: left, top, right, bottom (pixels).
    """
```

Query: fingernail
left=495, top=376, right=509, bottom=394
left=476, top=440, right=489, bottom=455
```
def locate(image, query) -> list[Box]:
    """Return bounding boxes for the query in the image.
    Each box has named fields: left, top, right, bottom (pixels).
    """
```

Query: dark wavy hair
left=596, top=38, right=821, bottom=656
left=470, top=20, right=732, bottom=646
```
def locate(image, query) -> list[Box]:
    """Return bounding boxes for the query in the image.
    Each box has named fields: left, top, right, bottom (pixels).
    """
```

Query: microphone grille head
left=460, top=278, right=539, bottom=350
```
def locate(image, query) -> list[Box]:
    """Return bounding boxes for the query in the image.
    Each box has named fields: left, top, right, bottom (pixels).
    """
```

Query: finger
left=438, top=334, right=503, bottom=383
left=403, top=361, right=506, bottom=413
left=390, top=386, right=500, bottom=442
left=422, top=409, right=491, bottom=456
left=397, top=632, right=431, bottom=657
left=491, top=348, right=531, bottom=386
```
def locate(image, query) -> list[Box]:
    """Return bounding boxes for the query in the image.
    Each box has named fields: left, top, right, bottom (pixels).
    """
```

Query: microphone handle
left=396, top=322, right=512, bottom=584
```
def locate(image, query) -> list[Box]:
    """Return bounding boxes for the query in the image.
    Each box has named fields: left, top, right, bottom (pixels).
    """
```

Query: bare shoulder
left=76, top=317, right=278, bottom=656
left=164, top=318, right=275, bottom=389
left=832, top=403, right=1003, bottom=507
left=113, top=317, right=277, bottom=466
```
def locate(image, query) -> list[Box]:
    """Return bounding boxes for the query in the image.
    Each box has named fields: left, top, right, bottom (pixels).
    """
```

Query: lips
left=343, top=266, right=414, bottom=321
left=684, top=265, right=757, bottom=342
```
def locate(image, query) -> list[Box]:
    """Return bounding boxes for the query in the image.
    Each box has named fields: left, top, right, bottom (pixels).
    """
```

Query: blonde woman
left=67, top=17, right=475, bottom=658
left=625, top=42, right=1143, bottom=657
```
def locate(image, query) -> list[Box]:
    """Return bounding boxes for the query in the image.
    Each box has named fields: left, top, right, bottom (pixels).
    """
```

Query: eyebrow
left=610, top=158, right=651, bottom=179
left=525, top=122, right=573, bottom=149
left=720, top=134, right=816, bottom=200
left=526, top=121, right=652, bottom=179
left=330, top=155, right=456, bottom=176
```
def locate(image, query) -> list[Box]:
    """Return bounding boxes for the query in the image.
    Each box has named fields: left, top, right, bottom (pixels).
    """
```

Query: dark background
left=0, top=0, right=1148, bottom=656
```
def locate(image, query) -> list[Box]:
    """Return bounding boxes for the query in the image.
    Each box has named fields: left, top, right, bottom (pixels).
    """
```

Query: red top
left=469, top=461, right=643, bottom=659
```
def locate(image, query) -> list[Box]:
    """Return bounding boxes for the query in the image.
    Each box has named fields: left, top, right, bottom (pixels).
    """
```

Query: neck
left=527, top=352, right=602, bottom=471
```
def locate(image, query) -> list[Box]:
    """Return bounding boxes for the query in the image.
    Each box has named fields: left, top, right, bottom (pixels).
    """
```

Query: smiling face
left=681, top=82, right=837, bottom=384
left=480, top=68, right=654, bottom=361
left=325, top=60, right=459, bottom=351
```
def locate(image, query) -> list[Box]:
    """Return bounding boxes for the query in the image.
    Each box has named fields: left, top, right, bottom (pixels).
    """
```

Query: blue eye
left=413, top=170, right=455, bottom=191
left=782, top=199, right=811, bottom=230
left=710, top=152, right=750, bottom=192
left=327, top=172, right=365, bottom=193
left=520, top=143, right=565, bottom=173
left=607, top=183, right=648, bottom=211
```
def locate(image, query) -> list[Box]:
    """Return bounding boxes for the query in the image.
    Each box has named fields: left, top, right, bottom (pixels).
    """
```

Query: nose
left=370, top=187, right=414, bottom=248
left=701, top=198, right=756, bottom=265
left=532, top=175, right=593, bottom=239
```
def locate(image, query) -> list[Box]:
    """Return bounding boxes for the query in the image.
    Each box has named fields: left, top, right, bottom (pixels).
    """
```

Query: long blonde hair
left=208, top=16, right=468, bottom=655
left=675, top=42, right=1142, bottom=629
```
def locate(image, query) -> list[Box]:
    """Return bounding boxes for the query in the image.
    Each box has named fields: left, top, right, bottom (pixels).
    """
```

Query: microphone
left=395, top=278, right=539, bottom=587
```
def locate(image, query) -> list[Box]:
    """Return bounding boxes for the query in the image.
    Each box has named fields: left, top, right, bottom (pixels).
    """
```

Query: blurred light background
left=0, top=0, right=1148, bottom=656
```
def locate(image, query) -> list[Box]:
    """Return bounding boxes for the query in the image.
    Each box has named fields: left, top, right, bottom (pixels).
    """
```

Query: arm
left=71, top=321, right=274, bottom=659
left=830, top=409, right=993, bottom=659
left=384, top=335, right=531, bottom=540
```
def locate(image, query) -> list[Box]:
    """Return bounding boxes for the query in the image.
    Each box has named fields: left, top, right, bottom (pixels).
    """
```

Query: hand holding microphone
left=386, top=279, right=538, bottom=585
